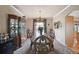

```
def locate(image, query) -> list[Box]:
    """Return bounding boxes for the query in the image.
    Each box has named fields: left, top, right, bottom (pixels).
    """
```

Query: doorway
left=33, top=19, right=47, bottom=38
left=35, top=22, right=44, bottom=38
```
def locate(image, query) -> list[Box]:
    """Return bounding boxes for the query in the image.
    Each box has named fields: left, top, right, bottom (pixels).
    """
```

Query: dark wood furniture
left=8, top=14, right=21, bottom=50
left=0, top=39, right=13, bottom=54
left=31, top=35, right=54, bottom=54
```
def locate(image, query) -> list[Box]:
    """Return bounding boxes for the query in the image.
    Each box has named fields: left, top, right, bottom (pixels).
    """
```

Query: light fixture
left=38, top=9, right=42, bottom=21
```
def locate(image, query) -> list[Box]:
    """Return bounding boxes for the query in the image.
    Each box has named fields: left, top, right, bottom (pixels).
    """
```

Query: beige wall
left=46, top=18, right=53, bottom=33
left=26, top=17, right=53, bottom=34
left=26, top=18, right=33, bottom=32
left=0, top=5, right=22, bottom=33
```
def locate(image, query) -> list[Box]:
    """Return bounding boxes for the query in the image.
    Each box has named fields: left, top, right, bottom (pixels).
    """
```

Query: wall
left=46, top=18, right=53, bottom=33
left=26, top=18, right=33, bottom=32
left=53, top=5, right=79, bottom=46
left=0, top=5, right=22, bottom=33
left=53, top=15, right=65, bottom=46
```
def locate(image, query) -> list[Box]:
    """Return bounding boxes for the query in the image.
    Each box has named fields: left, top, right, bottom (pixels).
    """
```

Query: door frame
left=33, top=18, right=47, bottom=35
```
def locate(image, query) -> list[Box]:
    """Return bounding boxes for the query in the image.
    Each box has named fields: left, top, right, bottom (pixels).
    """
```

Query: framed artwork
left=54, top=21, right=62, bottom=29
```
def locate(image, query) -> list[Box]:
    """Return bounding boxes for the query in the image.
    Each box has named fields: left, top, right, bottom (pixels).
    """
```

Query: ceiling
left=14, top=5, right=67, bottom=18
left=69, top=10, right=79, bottom=18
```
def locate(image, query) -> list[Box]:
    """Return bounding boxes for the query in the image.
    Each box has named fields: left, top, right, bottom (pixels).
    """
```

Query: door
left=65, top=16, right=74, bottom=47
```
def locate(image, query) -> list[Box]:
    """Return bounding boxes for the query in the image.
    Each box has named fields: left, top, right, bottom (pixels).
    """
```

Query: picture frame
left=54, top=21, right=62, bottom=29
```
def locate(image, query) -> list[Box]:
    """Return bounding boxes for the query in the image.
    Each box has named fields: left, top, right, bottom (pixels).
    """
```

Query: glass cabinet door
left=10, top=19, right=19, bottom=38
left=74, top=22, right=79, bottom=32
left=15, top=19, right=19, bottom=36
left=74, top=24, right=78, bottom=32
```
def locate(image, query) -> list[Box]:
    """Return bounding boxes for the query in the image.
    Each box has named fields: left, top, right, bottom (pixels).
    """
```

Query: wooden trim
left=44, top=19, right=47, bottom=33
left=18, top=17, right=21, bottom=47
left=8, top=14, right=18, bottom=19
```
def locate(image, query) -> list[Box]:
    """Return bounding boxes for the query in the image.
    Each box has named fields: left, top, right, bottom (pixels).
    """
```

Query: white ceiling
left=69, top=10, right=79, bottom=18
left=14, top=5, right=67, bottom=18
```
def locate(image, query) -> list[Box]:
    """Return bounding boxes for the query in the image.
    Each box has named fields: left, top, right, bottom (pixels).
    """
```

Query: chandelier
left=38, top=9, right=42, bottom=21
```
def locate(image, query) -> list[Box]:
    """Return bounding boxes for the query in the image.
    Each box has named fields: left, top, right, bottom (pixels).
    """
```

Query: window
left=33, top=19, right=47, bottom=38
left=74, top=21, right=79, bottom=32
left=35, top=22, right=44, bottom=38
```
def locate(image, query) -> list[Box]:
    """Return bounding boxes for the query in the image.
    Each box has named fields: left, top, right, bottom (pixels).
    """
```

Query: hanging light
left=38, top=9, right=42, bottom=21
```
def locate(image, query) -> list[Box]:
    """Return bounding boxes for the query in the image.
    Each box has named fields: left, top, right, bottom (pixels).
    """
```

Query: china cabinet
left=8, top=14, right=21, bottom=50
